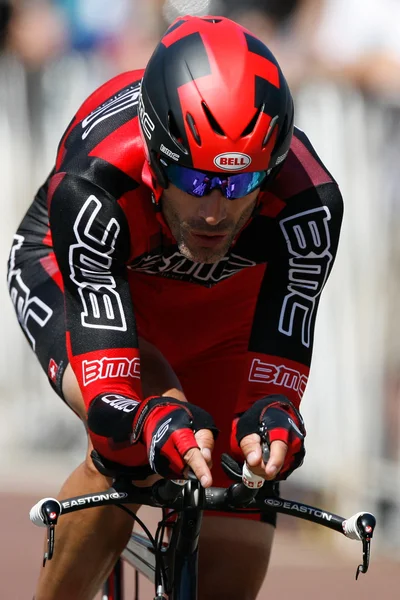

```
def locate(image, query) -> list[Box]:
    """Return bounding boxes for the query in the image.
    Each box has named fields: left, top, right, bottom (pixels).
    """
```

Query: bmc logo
left=81, top=82, right=140, bottom=140
left=101, top=394, right=139, bottom=413
left=248, top=359, right=308, bottom=398
left=8, top=234, right=53, bottom=350
left=213, top=152, right=251, bottom=171
left=70, top=195, right=127, bottom=331
left=130, top=250, right=256, bottom=285
left=82, top=357, right=140, bottom=386
left=279, top=207, right=333, bottom=347
left=160, top=143, right=179, bottom=162
left=138, top=91, right=155, bottom=140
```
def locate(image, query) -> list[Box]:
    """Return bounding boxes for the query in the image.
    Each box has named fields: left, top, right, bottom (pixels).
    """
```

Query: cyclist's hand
left=136, top=397, right=218, bottom=485
left=240, top=433, right=288, bottom=481
left=182, top=428, right=215, bottom=487
left=231, top=395, right=306, bottom=481
left=194, top=428, right=214, bottom=467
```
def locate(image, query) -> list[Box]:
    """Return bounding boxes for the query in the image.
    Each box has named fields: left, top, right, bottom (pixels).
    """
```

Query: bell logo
left=213, top=152, right=251, bottom=171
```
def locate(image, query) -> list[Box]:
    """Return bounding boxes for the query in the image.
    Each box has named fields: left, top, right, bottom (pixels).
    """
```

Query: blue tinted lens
left=164, top=163, right=266, bottom=199
left=219, top=171, right=267, bottom=199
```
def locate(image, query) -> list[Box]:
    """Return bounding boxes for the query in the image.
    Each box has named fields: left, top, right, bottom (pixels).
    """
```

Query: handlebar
left=29, top=476, right=376, bottom=579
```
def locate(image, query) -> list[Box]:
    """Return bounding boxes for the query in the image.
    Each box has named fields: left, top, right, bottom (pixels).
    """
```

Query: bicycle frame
left=122, top=506, right=201, bottom=599
left=119, top=479, right=203, bottom=600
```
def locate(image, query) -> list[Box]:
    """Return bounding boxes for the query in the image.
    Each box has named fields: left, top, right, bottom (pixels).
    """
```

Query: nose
left=198, top=190, right=227, bottom=226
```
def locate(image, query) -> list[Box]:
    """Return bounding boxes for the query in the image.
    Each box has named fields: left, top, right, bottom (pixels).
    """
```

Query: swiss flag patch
left=48, top=358, right=59, bottom=383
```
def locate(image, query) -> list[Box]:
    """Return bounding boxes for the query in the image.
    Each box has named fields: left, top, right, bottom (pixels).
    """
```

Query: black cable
left=134, top=569, right=139, bottom=600
left=117, top=500, right=263, bottom=598
left=117, top=503, right=170, bottom=596
left=116, top=504, right=157, bottom=548
left=154, top=516, right=170, bottom=590
left=154, top=520, right=164, bottom=589
left=163, top=508, right=179, bottom=524
left=153, top=507, right=184, bottom=594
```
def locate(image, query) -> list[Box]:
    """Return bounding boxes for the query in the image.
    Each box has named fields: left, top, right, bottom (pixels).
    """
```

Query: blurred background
left=1, top=0, right=400, bottom=597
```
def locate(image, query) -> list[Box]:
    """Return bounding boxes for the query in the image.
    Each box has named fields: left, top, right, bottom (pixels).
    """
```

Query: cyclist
left=7, top=15, right=343, bottom=600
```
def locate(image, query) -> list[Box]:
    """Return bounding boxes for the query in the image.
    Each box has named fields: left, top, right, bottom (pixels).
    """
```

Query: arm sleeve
left=235, top=181, right=344, bottom=414
left=49, top=172, right=142, bottom=409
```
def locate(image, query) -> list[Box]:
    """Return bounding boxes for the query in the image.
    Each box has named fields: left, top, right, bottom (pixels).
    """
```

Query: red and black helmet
left=139, top=15, right=294, bottom=191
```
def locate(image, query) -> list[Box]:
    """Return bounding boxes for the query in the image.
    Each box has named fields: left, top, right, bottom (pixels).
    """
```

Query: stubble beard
left=163, top=201, right=256, bottom=264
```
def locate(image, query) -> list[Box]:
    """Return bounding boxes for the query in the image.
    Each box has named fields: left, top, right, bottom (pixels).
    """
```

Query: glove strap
left=131, top=396, right=219, bottom=443
left=236, top=394, right=305, bottom=444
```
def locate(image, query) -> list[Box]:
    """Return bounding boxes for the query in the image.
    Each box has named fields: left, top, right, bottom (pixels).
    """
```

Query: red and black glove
left=231, top=395, right=306, bottom=480
left=88, top=394, right=218, bottom=479
left=136, top=397, right=218, bottom=478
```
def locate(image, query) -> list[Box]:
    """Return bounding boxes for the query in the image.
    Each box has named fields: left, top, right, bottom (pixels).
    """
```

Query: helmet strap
left=150, top=150, right=169, bottom=189
left=141, top=160, right=164, bottom=204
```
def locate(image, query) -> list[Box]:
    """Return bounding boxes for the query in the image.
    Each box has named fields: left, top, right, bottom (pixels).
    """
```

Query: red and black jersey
left=16, top=69, right=343, bottom=465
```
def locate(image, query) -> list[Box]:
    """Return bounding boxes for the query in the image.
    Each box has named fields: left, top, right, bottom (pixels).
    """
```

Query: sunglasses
left=161, top=161, right=267, bottom=200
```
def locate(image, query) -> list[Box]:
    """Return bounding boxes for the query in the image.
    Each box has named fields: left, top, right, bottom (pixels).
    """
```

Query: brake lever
left=41, top=500, right=61, bottom=566
left=43, top=524, right=55, bottom=567
left=356, top=538, right=371, bottom=580
left=355, top=514, right=376, bottom=579
left=259, top=423, right=271, bottom=464
left=262, top=441, right=270, bottom=464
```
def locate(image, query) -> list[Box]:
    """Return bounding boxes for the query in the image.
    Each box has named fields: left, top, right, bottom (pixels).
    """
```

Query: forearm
left=138, top=337, right=186, bottom=401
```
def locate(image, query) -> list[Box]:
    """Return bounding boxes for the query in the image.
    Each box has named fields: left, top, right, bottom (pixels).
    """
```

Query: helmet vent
left=167, top=110, right=187, bottom=153
left=186, top=112, right=201, bottom=145
left=262, top=115, right=279, bottom=148
left=202, top=18, right=222, bottom=23
left=241, top=105, right=262, bottom=137
left=202, top=102, right=226, bottom=136
left=274, top=114, right=289, bottom=148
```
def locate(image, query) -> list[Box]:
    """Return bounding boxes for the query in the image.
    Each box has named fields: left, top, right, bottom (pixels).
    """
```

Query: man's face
left=162, top=184, right=259, bottom=264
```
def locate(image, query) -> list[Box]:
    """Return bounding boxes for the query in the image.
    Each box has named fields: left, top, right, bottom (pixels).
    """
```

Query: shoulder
left=258, top=126, right=343, bottom=219
left=74, top=69, right=145, bottom=123
left=274, top=126, right=339, bottom=195
left=54, top=69, right=146, bottom=196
